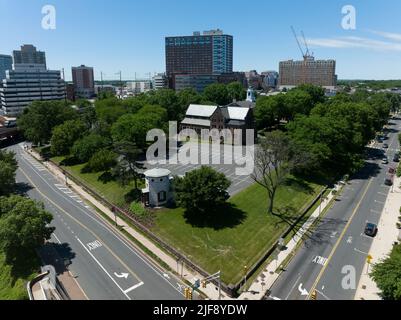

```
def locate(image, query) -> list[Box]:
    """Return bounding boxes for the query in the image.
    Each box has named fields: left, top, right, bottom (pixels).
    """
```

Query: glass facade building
left=0, top=55, right=13, bottom=81
left=165, top=29, right=233, bottom=90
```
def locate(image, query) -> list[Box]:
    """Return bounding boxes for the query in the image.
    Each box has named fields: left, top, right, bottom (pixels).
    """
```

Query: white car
left=382, top=157, right=389, bottom=164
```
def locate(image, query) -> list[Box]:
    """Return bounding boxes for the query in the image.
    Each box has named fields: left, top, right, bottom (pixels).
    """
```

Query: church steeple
left=246, top=87, right=256, bottom=102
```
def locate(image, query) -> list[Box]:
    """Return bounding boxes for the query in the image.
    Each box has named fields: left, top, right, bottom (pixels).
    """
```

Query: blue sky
left=1, top=0, right=401, bottom=80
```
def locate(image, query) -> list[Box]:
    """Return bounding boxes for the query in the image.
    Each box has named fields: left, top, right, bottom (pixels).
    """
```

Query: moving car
left=364, top=223, right=378, bottom=237
left=384, top=175, right=393, bottom=186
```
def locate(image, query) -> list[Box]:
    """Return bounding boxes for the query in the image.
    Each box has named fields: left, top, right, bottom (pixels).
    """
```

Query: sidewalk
left=239, top=185, right=339, bottom=300
left=354, top=174, right=401, bottom=300
left=27, top=148, right=225, bottom=300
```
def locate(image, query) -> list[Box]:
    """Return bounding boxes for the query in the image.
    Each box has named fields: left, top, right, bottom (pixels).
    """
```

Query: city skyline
left=2, top=0, right=401, bottom=81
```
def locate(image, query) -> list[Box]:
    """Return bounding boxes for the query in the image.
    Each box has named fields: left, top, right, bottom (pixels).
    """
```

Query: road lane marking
left=307, top=176, right=374, bottom=299
left=53, top=233, right=62, bottom=244
left=123, top=282, right=144, bottom=294
left=76, top=237, right=131, bottom=300
left=312, top=256, right=328, bottom=266
left=285, top=274, right=301, bottom=300
left=354, top=248, right=369, bottom=255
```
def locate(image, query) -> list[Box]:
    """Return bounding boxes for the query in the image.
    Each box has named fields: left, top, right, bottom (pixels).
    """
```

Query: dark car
left=365, top=223, right=378, bottom=237
left=383, top=143, right=389, bottom=149
left=388, top=167, right=396, bottom=175
left=393, top=154, right=400, bottom=162
left=384, top=176, right=393, bottom=186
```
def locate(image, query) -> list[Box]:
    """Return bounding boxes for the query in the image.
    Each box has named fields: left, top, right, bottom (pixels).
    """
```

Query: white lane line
left=370, top=209, right=381, bottom=214
left=123, top=282, right=144, bottom=294
left=285, top=274, right=302, bottom=300
left=53, top=233, right=62, bottom=244
left=354, top=248, right=369, bottom=255
left=76, top=237, right=131, bottom=300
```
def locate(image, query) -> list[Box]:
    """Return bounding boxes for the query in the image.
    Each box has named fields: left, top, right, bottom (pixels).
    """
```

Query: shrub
left=129, top=201, right=148, bottom=217
left=83, top=149, right=117, bottom=173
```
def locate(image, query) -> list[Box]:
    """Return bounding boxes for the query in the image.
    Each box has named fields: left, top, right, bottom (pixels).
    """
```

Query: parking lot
left=142, top=141, right=255, bottom=195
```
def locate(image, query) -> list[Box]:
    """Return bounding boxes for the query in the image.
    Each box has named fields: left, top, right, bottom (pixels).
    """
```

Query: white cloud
left=306, top=35, right=401, bottom=52
left=369, top=30, right=401, bottom=42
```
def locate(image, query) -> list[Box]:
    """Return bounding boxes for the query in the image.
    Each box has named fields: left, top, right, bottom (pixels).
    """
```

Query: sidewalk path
left=354, top=174, right=401, bottom=300
left=239, top=185, right=339, bottom=300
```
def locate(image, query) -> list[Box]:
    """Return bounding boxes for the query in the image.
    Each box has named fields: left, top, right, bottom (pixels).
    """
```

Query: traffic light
left=201, top=281, right=207, bottom=288
left=310, top=290, right=317, bottom=300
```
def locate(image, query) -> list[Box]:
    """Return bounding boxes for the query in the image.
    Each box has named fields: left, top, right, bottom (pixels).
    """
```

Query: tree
left=203, top=83, right=230, bottom=106
left=0, top=150, right=17, bottom=196
left=371, top=244, right=401, bottom=300
left=111, top=105, right=167, bottom=150
left=283, top=89, right=314, bottom=119
left=112, top=141, right=143, bottom=190
left=177, top=88, right=202, bottom=120
left=296, top=84, right=326, bottom=105
left=71, top=134, right=110, bottom=163
left=174, top=166, right=231, bottom=213
left=255, top=95, right=286, bottom=130
left=17, top=101, right=78, bottom=145
left=0, top=195, right=54, bottom=264
left=50, top=120, right=87, bottom=156
left=227, top=82, right=246, bottom=102
left=252, top=131, right=305, bottom=214
left=85, top=149, right=117, bottom=173
left=146, top=89, right=181, bottom=120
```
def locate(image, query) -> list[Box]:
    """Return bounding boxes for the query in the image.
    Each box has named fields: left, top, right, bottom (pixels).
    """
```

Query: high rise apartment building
left=165, top=29, right=233, bottom=89
left=279, top=57, right=337, bottom=89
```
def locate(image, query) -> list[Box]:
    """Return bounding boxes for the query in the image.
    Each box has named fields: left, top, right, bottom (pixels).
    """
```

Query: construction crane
left=291, top=26, right=314, bottom=61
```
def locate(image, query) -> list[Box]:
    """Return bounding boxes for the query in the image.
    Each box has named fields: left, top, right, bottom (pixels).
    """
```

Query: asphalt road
left=268, top=117, right=401, bottom=301
left=9, top=144, right=184, bottom=300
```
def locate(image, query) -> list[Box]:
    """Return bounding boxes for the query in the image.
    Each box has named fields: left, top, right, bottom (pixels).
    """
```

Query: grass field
left=52, top=157, right=141, bottom=207
left=0, top=252, right=38, bottom=300
left=152, top=176, right=324, bottom=285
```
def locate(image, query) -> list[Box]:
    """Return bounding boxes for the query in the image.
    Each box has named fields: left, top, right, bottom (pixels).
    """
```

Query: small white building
left=141, top=168, right=172, bottom=207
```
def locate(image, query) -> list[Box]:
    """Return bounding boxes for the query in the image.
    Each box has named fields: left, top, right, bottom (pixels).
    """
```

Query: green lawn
left=0, top=252, right=37, bottom=300
left=52, top=157, right=141, bottom=207
left=152, top=177, right=324, bottom=285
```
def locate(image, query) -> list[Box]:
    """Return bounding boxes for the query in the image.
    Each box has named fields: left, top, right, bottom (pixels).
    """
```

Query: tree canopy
left=18, top=101, right=78, bottom=145
left=174, top=166, right=231, bottom=213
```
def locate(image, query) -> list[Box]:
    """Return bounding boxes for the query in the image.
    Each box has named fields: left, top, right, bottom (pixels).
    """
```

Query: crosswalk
left=21, top=153, right=47, bottom=171
left=54, top=184, right=91, bottom=208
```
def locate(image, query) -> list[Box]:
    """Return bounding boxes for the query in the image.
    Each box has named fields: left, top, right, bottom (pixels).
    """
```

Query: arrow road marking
left=298, top=283, right=309, bottom=296
left=114, top=272, right=129, bottom=279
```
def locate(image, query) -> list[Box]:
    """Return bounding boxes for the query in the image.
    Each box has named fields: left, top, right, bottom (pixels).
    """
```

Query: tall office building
left=72, top=65, right=95, bottom=99
left=279, top=57, right=337, bottom=89
left=0, top=60, right=65, bottom=116
left=165, top=29, right=233, bottom=90
left=0, top=55, right=13, bottom=81
left=13, top=44, right=46, bottom=68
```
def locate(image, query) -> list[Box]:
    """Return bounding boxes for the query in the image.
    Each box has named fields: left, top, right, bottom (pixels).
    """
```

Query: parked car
left=364, top=223, right=378, bottom=237
left=383, top=143, right=389, bottom=149
left=382, top=157, right=389, bottom=164
left=393, top=154, right=400, bottom=162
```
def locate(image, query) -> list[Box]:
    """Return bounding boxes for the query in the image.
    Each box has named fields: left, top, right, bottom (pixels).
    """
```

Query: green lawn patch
left=152, top=176, right=324, bottom=285
left=51, top=157, right=142, bottom=207
left=0, top=252, right=38, bottom=300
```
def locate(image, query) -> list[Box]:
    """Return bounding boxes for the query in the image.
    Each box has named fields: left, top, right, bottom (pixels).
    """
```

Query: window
left=158, top=191, right=167, bottom=202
